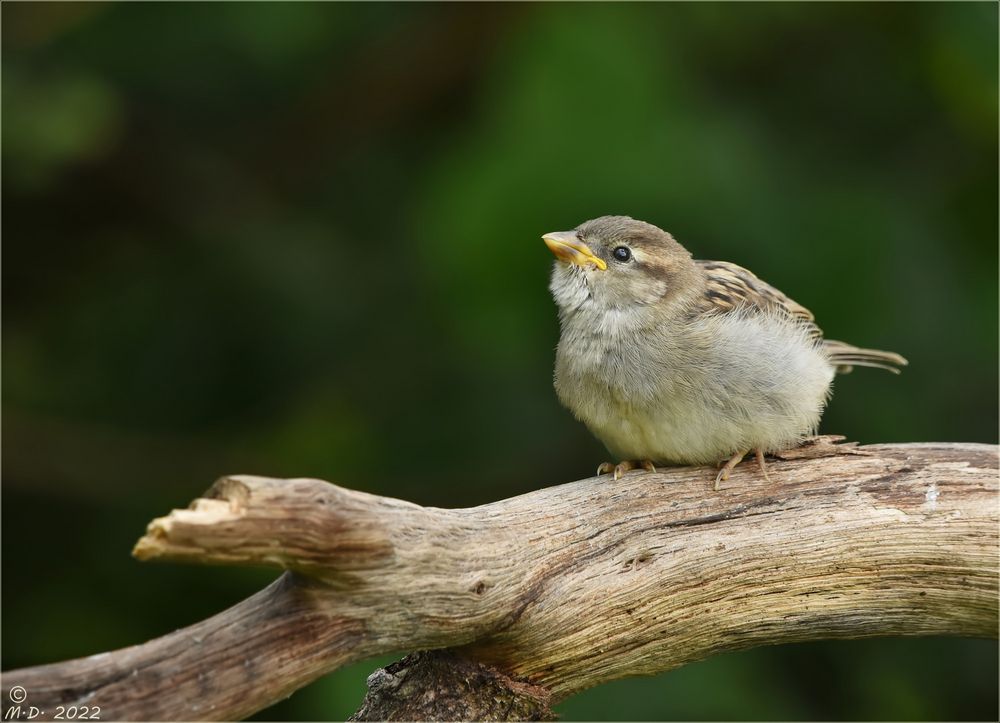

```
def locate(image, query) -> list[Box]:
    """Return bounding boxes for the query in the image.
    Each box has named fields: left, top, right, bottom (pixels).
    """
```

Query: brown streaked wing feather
left=694, top=260, right=823, bottom=339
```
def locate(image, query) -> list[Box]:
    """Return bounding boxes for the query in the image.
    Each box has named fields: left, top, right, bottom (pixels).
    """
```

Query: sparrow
left=543, top=215, right=907, bottom=488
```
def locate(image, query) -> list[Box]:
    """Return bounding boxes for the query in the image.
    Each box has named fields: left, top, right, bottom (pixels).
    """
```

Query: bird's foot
left=714, top=448, right=772, bottom=490
left=714, top=450, right=748, bottom=490
left=754, top=448, right=773, bottom=484
left=597, top=459, right=657, bottom=481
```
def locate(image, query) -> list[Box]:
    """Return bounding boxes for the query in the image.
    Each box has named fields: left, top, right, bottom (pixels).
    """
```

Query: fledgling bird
left=544, top=215, right=907, bottom=488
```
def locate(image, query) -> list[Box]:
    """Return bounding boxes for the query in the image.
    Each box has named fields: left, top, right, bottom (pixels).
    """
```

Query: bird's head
left=544, top=215, right=697, bottom=318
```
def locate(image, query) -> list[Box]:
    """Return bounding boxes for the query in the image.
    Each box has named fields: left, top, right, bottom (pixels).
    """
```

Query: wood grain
left=2, top=440, right=996, bottom=721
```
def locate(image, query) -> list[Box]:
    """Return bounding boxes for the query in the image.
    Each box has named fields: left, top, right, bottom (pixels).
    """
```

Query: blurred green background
left=2, top=3, right=997, bottom=721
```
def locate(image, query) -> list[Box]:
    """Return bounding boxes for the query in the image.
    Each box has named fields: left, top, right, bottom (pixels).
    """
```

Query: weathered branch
left=2, top=439, right=997, bottom=721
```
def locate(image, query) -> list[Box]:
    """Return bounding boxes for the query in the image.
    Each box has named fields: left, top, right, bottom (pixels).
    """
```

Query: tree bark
left=2, top=439, right=997, bottom=721
left=349, top=651, right=556, bottom=722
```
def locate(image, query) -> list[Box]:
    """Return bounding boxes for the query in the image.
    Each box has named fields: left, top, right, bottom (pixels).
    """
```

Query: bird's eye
left=612, top=246, right=632, bottom=262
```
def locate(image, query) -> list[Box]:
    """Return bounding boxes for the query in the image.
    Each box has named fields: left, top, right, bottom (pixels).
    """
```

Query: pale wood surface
left=2, top=440, right=997, bottom=721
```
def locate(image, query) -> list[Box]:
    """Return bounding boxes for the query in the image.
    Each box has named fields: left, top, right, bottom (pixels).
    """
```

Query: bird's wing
left=693, top=260, right=908, bottom=374
left=693, top=259, right=823, bottom=340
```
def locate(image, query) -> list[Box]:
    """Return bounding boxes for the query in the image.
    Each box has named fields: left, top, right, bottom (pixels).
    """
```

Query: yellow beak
left=542, top=231, right=607, bottom=271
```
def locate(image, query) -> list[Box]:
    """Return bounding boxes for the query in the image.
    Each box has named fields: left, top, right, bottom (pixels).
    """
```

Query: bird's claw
left=597, top=459, right=657, bottom=481
left=714, top=448, right=773, bottom=490
left=755, top=448, right=773, bottom=483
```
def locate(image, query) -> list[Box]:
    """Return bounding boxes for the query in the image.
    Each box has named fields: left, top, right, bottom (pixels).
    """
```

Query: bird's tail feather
left=824, top=340, right=908, bottom=375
